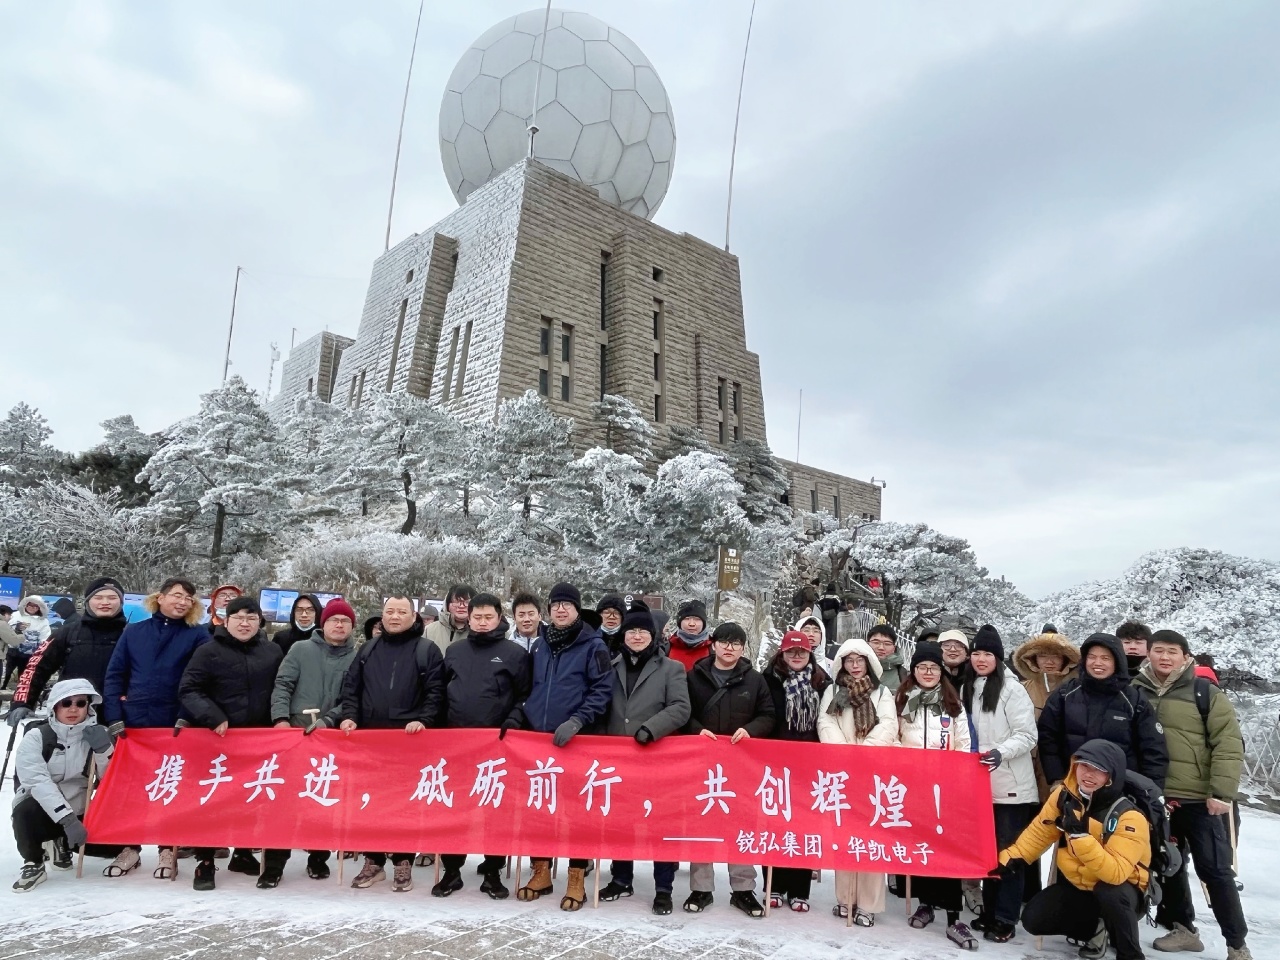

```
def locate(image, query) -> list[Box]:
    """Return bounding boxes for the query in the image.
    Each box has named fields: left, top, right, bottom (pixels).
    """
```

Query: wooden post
left=592, top=858, right=601, bottom=908
left=905, top=876, right=912, bottom=917
left=763, top=865, right=773, bottom=917
left=337, top=851, right=344, bottom=885
left=75, top=761, right=98, bottom=878
left=515, top=856, right=522, bottom=894
left=506, top=854, right=512, bottom=879
left=433, top=854, right=441, bottom=886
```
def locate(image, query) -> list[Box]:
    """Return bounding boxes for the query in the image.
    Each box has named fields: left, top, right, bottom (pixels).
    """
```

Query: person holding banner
left=178, top=595, right=285, bottom=891
left=683, top=621, right=775, bottom=918
left=897, top=639, right=977, bottom=950
left=600, top=602, right=690, bottom=915
left=507, top=582, right=612, bottom=911
left=762, top=629, right=832, bottom=913
left=817, top=636, right=899, bottom=925
left=436, top=592, right=530, bottom=900
left=10, top=678, right=113, bottom=892
left=339, top=594, right=445, bottom=893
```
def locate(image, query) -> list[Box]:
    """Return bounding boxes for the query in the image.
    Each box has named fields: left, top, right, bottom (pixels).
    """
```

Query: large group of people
left=0, top=577, right=1253, bottom=960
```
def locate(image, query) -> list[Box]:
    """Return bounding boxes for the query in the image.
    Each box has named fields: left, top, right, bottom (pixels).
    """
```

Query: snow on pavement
left=1, top=805, right=1278, bottom=960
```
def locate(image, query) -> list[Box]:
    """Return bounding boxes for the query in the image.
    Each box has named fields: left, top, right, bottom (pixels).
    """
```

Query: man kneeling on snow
left=998, top=739, right=1151, bottom=960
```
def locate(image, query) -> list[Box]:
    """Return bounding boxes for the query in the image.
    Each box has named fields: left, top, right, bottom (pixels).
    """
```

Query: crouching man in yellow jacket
left=998, top=738, right=1151, bottom=960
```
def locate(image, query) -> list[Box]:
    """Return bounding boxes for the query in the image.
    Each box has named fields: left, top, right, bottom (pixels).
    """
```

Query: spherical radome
left=440, top=9, right=676, bottom=219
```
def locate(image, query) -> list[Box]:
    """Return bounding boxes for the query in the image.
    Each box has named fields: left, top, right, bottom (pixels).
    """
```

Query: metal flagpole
left=795, top=389, right=802, bottom=463
left=724, top=0, right=758, bottom=251
left=222, top=266, right=243, bottom=383
left=527, top=0, right=554, bottom=157
left=384, top=0, right=426, bottom=252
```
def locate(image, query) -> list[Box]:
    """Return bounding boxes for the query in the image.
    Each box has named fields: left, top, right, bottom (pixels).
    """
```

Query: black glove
left=635, top=726, right=654, bottom=745
left=58, top=814, right=87, bottom=849
left=107, top=721, right=126, bottom=742
left=498, top=717, right=522, bottom=740
left=553, top=716, right=583, bottom=747
left=995, top=855, right=1024, bottom=878
left=1059, top=795, right=1087, bottom=836
left=83, top=724, right=113, bottom=754
left=5, top=706, right=31, bottom=728
left=979, top=749, right=1002, bottom=770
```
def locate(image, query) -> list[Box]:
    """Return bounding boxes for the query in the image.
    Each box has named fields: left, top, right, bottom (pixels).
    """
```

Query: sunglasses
left=58, top=697, right=90, bottom=709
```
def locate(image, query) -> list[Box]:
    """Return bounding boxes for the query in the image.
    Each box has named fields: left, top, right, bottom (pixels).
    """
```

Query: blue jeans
left=611, top=859, right=677, bottom=893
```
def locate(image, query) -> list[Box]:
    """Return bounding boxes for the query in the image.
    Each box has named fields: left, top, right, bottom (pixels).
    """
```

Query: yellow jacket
left=999, top=762, right=1150, bottom=892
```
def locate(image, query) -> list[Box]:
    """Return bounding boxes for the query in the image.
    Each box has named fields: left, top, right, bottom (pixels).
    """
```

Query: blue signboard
left=0, top=576, right=22, bottom=611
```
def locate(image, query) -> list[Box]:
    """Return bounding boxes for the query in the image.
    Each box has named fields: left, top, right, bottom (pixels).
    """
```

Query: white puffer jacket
left=898, top=700, right=972, bottom=752
left=816, top=637, right=899, bottom=746
left=968, top=673, right=1039, bottom=804
left=12, top=678, right=113, bottom=821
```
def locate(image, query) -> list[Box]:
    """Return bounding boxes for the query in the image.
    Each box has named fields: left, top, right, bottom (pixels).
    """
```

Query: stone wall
left=778, top=458, right=883, bottom=521
left=269, top=331, right=352, bottom=417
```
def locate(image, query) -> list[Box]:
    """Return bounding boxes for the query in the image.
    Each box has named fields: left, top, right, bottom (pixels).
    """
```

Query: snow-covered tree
left=728, top=438, right=791, bottom=527
left=96, top=415, right=157, bottom=458
left=0, top=402, right=57, bottom=487
left=656, top=424, right=712, bottom=461
left=61, top=415, right=156, bottom=506
left=592, top=394, right=655, bottom=461
left=555, top=446, right=651, bottom=590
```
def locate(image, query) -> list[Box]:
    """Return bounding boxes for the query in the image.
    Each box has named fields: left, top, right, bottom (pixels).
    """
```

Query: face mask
left=215, top=608, right=227, bottom=619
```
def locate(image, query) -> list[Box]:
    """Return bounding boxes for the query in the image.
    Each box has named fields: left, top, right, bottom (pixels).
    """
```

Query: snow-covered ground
left=0, top=801, right=1276, bottom=959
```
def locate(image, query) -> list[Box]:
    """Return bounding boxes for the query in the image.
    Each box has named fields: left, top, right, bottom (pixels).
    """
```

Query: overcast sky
left=3, top=0, right=1277, bottom=598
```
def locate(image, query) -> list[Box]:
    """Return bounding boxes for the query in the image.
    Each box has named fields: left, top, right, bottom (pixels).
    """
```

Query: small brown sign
left=717, top=545, right=742, bottom=591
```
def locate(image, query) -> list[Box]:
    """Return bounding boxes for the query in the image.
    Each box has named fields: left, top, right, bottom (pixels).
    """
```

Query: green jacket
left=1132, top=660, right=1243, bottom=802
left=271, top=633, right=357, bottom=728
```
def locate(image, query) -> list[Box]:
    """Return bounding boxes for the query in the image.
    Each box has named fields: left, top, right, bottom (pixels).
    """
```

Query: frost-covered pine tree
left=656, top=424, right=712, bottom=462
left=728, top=438, right=792, bottom=527
left=592, top=394, right=656, bottom=461
left=0, top=402, right=57, bottom=487
left=555, top=446, right=652, bottom=590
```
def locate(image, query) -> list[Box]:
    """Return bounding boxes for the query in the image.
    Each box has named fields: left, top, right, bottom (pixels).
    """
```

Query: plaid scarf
left=828, top=673, right=879, bottom=739
left=783, top=664, right=820, bottom=734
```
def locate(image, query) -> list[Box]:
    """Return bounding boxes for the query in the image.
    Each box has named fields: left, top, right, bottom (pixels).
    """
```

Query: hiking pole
left=76, top=760, right=99, bottom=879
left=0, top=719, right=22, bottom=783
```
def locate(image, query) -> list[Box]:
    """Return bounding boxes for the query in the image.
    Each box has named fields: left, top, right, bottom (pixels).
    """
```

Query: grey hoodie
left=12, top=678, right=112, bottom=820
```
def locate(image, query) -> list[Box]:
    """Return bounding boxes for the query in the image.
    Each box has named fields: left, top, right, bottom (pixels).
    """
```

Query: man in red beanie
left=269, top=596, right=358, bottom=881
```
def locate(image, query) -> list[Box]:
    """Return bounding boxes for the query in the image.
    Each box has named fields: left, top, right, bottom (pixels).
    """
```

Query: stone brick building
left=273, top=159, right=880, bottom=520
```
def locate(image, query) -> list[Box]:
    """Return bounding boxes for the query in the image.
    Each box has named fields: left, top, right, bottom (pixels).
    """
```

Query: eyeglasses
left=227, top=613, right=259, bottom=623
left=715, top=639, right=746, bottom=649
left=325, top=616, right=352, bottom=625
left=915, top=664, right=942, bottom=675
left=58, top=698, right=90, bottom=709
left=549, top=601, right=576, bottom=610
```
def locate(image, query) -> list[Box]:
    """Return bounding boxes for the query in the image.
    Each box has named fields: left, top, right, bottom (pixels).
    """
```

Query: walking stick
left=337, top=850, right=344, bottom=885
left=592, top=858, right=601, bottom=909
left=763, top=865, right=774, bottom=917
left=76, top=759, right=99, bottom=879
left=514, top=856, right=522, bottom=895
left=433, top=853, right=441, bottom=886
left=0, top=719, right=22, bottom=783
left=1229, top=801, right=1239, bottom=875
left=905, top=876, right=912, bottom=917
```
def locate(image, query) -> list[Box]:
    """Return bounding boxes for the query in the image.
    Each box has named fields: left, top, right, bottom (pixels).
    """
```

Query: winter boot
left=306, top=852, right=330, bottom=880
left=350, top=856, right=385, bottom=889
left=984, top=920, right=1016, bottom=943
left=103, top=847, right=140, bottom=878
left=391, top=861, right=413, bottom=892
left=431, top=868, right=464, bottom=897
left=479, top=870, right=509, bottom=900
left=962, top=878, right=984, bottom=915
left=153, top=847, right=177, bottom=880
left=730, top=890, right=765, bottom=917
left=1225, top=946, right=1253, bottom=960
left=946, top=921, right=979, bottom=951
left=652, top=891, right=673, bottom=915
left=600, top=879, right=633, bottom=901
left=1078, top=921, right=1108, bottom=960
left=683, top=890, right=714, bottom=912
left=1153, top=923, right=1205, bottom=952
left=12, top=862, right=45, bottom=893
left=909, top=904, right=935, bottom=929
left=226, top=849, right=260, bottom=875
left=51, top=836, right=72, bottom=870
left=192, top=859, right=215, bottom=892
left=256, top=868, right=282, bottom=889
left=560, top=866, right=587, bottom=911
left=517, top=858, right=553, bottom=901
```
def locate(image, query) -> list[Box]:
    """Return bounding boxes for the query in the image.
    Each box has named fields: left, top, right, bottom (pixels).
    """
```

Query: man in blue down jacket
left=505, top=582, right=612, bottom=913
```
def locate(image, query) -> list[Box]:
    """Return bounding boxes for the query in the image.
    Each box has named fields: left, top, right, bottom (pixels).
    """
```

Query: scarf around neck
left=782, top=664, right=820, bottom=734
left=901, top=684, right=942, bottom=723
left=672, top=627, right=710, bottom=649
left=545, top=618, right=582, bottom=652
left=829, top=672, right=878, bottom=739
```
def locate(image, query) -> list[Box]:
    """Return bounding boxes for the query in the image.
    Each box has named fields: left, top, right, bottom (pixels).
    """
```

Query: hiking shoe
left=730, top=890, right=765, bottom=918
left=600, top=880, right=633, bottom=901
left=51, top=836, right=72, bottom=870
left=226, top=850, right=260, bottom=875
left=971, top=915, right=992, bottom=932
left=104, top=847, right=140, bottom=878
left=306, top=854, right=330, bottom=880
left=12, top=862, right=45, bottom=893
left=479, top=871, right=509, bottom=900
left=683, top=890, right=714, bottom=912
left=909, top=903, right=935, bottom=929
left=1226, top=946, right=1253, bottom=960
left=256, top=869, right=282, bottom=889
left=392, top=862, right=413, bottom=892
left=1153, top=923, right=1205, bottom=952
left=1078, top=922, right=1108, bottom=960
left=984, top=920, right=1016, bottom=943
left=431, top=868, right=463, bottom=897
left=947, top=922, right=979, bottom=950
left=153, top=848, right=177, bottom=880
left=351, top=857, right=385, bottom=889
left=653, top=891, right=673, bottom=915
left=193, top=859, right=215, bottom=892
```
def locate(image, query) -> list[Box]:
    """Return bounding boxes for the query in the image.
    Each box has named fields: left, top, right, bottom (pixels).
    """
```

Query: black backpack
left=11, top=720, right=92, bottom=791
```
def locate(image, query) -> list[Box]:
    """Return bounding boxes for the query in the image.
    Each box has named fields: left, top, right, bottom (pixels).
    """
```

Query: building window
left=717, top=379, right=726, bottom=410
left=652, top=266, right=664, bottom=282
left=405, top=269, right=414, bottom=283
left=539, top=369, right=549, bottom=396
left=833, top=494, right=840, bottom=517
left=442, top=327, right=460, bottom=401
left=810, top=489, right=818, bottom=512
left=653, top=353, right=662, bottom=380
left=561, top=333, right=571, bottom=362
left=781, top=491, right=790, bottom=506
left=539, top=327, right=549, bottom=356
left=599, top=344, right=607, bottom=400
left=347, top=375, right=357, bottom=406
left=733, top=424, right=741, bottom=441
left=455, top=320, right=473, bottom=398
left=653, top=308, right=661, bottom=340
left=732, top=384, right=740, bottom=415
left=718, top=420, right=725, bottom=443
left=557, top=322, right=574, bottom=403
left=306, top=377, right=314, bottom=394
left=599, top=252, right=610, bottom=330
left=654, top=394, right=662, bottom=421
left=560, top=375, right=570, bottom=401
left=355, top=369, right=366, bottom=409
left=386, top=298, right=408, bottom=390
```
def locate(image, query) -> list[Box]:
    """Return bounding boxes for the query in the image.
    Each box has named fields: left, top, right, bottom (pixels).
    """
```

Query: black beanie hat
left=621, top=607, right=656, bottom=639
left=972, top=624, right=1003, bottom=659
left=84, top=576, right=125, bottom=602
left=225, top=596, right=262, bottom=620
left=676, top=599, right=708, bottom=628
left=711, top=621, right=747, bottom=645
left=547, top=582, right=582, bottom=611
left=1150, top=629, right=1191, bottom=655
left=910, top=640, right=944, bottom=672
left=596, top=593, right=626, bottom=618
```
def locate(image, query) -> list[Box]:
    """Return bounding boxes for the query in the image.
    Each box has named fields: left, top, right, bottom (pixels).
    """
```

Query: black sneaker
left=431, top=869, right=464, bottom=897
left=730, top=890, right=765, bottom=918
left=653, top=891, right=673, bottom=915
left=600, top=880, right=634, bottom=901
left=306, top=854, right=330, bottom=880
left=12, top=862, right=45, bottom=893
left=256, top=869, right=282, bottom=889
left=193, top=859, right=216, bottom=892
left=51, top=836, right=72, bottom=870
left=226, top=850, right=260, bottom=875
left=984, top=920, right=1016, bottom=943
left=683, top=890, right=714, bottom=912
left=480, top=871, right=509, bottom=900
left=971, top=915, right=992, bottom=932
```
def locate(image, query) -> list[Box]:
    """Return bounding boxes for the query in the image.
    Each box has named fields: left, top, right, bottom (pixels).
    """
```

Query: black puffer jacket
left=339, top=617, right=444, bottom=729
left=763, top=657, right=832, bottom=742
left=1038, top=633, right=1169, bottom=788
left=179, top=628, right=283, bottom=729
left=12, top=610, right=127, bottom=710
left=273, top=594, right=321, bottom=658
left=442, top=620, right=531, bottom=728
left=686, top=657, right=775, bottom=738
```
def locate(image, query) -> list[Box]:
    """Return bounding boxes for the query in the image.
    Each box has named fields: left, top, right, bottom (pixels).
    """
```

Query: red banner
left=86, top=729, right=996, bottom=877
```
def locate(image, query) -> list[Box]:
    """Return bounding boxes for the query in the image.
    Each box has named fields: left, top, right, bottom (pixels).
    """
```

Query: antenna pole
left=222, top=266, right=243, bottom=383
left=795, top=388, right=802, bottom=463
left=384, top=0, right=425, bottom=252
left=724, top=0, right=759, bottom=251
left=527, top=0, right=554, bottom=158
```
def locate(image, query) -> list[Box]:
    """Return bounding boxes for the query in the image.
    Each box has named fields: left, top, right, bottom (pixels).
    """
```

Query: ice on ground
left=0, top=795, right=1276, bottom=959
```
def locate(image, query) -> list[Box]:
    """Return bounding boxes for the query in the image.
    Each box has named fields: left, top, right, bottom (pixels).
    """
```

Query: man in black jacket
left=435, top=593, right=530, bottom=900
left=339, top=594, right=444, bottom=893
left=273, top=593, right=320, bottom=658
left=8, top=577, right=127, bottom=724
left=684, top=621, right=775, bottom=918
left=1037, top=633, right=1168, bottom=789
left=178, top=596, right=284, bottom=891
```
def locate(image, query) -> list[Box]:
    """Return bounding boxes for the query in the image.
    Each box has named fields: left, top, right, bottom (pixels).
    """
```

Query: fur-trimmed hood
left=143, top=591, right=205, bottom=626
left=1013, top=631, right=1080, bottom=679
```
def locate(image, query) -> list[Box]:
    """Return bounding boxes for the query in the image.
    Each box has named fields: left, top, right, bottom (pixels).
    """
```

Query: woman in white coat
left=897, top=640, right=976, bottom=950
left=963, top=626, right=1039, bottom=944
left=817, top=637, right=899, bottom=925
